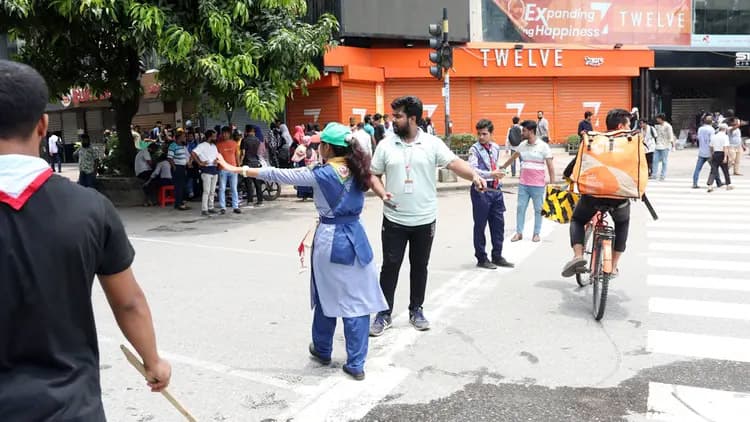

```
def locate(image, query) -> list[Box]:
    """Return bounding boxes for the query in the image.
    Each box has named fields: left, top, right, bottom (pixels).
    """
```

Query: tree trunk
left=111, top=96, right=140, bottom=176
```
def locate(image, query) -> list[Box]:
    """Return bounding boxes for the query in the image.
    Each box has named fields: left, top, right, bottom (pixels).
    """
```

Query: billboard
left=484, top=0, right=691, bottom=45
left=340, top=0, right=470, bottom=42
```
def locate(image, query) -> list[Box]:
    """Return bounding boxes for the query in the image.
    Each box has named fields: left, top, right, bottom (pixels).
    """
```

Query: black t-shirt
left=241, top=135, right=261, bottom=166
left=0, top=175, right=135, bottom=421
left=374, top=124, right=386, bottom=143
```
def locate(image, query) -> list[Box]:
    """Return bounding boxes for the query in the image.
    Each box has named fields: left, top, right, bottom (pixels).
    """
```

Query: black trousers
left=242, top=175, right=264, bottom=204
left=379, top=217, right=435, bottom=315
left=645, top=152, right=654, bottom=177
left=708, top=151, right=731, bottom=187
left=570, top=195, right=630, bottom=253
left=173, top=165, right=186, bottom=207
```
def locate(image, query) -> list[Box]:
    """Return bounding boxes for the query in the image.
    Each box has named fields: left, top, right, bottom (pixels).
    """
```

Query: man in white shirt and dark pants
left=191, top=129, right=220, bottom=216
left=47, top=132, right=62, bottom=172
left=708, top=123, right=733, bottom=192
left=368, top=96, right=486, bottom=336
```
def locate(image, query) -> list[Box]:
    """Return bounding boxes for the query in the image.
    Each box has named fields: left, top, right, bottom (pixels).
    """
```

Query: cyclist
left=561, top=108, right=633, bottom=279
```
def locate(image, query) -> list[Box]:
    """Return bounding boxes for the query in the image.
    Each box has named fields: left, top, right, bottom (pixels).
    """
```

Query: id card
left=404, top=179, right=414, bottom=194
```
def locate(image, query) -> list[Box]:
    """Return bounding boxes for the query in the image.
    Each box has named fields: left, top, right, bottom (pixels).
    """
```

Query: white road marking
left=647, top=382, right=750, bottom=422
left=645, top=213, right=750, bottom=224
left=129, top=236, right=293, bottom=258
left=98, top=335, right=297, bottom=390
left=647, top=231, right=749, bottom=243
left=277, top=224, right=556, bottom=422
left=647, top=221, right=750, bottom=230
left=647, top=274, right=750, bottom=292
left=649, top=257, right=750, bottom=272
left=651, top=206, right=747, bottom=214
left=647, top=330, right=750, bottom=363
left=648, top=242, right=750, bottom=256
left=647, top=187, right=743, bottom=193
left=649, top=297, right=750, bottom=321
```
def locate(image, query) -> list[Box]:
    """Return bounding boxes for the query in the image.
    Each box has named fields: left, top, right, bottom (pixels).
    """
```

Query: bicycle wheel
left=591, top=236, right=609, bottom=321
left=263, top=182, right=281, bottom=201
left=576, top=225, right=594, bottom=287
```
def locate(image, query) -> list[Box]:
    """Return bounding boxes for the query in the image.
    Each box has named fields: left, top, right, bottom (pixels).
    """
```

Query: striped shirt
left=517, top=139, right=552, bottom=187
left=168, top=142, right=188, bottom=166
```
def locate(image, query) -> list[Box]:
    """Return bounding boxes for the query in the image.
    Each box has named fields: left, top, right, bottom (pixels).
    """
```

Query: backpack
left=508, top=125, right=522, bottom=147
left=570, top=129, right=648, bottom=199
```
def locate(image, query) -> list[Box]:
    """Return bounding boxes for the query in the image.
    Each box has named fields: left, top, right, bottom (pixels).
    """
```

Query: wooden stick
left=120, top=344, right=197, bottom=422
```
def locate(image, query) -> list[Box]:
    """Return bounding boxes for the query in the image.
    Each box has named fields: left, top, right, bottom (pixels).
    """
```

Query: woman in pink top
left=501, top=120, right=555, bottom=242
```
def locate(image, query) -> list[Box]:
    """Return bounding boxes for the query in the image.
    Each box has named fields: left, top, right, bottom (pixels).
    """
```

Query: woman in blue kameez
left=216, top=122, right=387, bottom=380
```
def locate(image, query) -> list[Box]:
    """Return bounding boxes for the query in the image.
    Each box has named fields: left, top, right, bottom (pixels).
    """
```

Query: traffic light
left=428, top=14, right=452, bottom=80
left=428, top=23, right=443, bottom=80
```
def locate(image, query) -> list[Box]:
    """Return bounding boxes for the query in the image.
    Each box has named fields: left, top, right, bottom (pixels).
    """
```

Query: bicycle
left=575, top=205, right=617, bottom=321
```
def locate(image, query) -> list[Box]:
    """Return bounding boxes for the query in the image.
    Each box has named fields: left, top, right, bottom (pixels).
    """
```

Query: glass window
left=693, top=0, right=750, bottom=35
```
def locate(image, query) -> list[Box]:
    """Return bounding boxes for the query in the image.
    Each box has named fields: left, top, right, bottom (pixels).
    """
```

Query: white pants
left=201, top=173, right=218, bottom=211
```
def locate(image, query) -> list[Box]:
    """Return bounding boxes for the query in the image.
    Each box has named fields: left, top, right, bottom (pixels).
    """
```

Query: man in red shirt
left=216, top=126, right=241, bottom=214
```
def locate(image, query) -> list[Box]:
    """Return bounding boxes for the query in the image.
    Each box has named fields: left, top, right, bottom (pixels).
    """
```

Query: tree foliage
left=0, top=0, right=337, bottom=172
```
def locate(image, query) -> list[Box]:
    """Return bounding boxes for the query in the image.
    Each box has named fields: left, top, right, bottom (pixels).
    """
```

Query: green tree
left=1, top=0, right=337, bottom=174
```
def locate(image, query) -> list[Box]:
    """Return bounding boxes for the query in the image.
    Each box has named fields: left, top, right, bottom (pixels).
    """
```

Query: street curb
left=278, top=180, right=523, bottom=198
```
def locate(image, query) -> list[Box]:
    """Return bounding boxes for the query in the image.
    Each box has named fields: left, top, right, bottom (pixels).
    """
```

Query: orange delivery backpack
left=570, top=129, right=649, bottom=199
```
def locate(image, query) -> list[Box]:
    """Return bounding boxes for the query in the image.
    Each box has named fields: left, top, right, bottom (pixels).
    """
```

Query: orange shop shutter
left=342, top=82, right=376, bottom=124
left=472, top=78, right=554, bottom=145
left=384, top=79, right=472, bottom=135
left=554, top=78, right=631, bottom=141
left=286, top=87, right=340, bottom=128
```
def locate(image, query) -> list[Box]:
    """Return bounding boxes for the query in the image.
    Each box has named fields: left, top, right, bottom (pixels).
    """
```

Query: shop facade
left=286, top=45, right=653, bottom=144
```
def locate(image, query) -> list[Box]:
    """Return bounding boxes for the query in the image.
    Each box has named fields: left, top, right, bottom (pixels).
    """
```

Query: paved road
left=90, top=148, right=750, bottom=421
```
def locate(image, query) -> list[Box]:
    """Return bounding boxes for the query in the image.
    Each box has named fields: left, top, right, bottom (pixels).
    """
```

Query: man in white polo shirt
left=369, top=96, right=486, bottom=335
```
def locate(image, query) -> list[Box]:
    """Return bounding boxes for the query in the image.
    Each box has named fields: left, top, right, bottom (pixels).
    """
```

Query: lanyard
left=403, top=143, right=414, bottom=179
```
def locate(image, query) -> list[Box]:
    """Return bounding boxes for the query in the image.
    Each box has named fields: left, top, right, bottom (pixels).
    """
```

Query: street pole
left=442, top=7, right=451, bottom=138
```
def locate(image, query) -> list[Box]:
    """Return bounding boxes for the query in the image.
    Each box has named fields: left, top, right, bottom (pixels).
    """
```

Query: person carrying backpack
left=505, top=116, right=523, bottom=177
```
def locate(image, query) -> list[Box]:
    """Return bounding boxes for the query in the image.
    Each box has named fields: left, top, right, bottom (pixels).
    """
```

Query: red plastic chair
left=158, top=185, right=175, bottom=208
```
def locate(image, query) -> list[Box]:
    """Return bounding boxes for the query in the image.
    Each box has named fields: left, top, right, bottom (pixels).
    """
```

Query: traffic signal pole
left=442, top=8, right=451, bottom=137
left=428, top=8, right=452, bottom=137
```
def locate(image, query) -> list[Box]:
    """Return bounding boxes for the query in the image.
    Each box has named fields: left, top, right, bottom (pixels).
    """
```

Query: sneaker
left=255, top=202, right=264, bottom=207
left=201, top=211, right=209, bottom=216
left=208, top=209, right=218, bottom=214
left=492, top=257, right=515, bottom=268
left=219, top=209, right=226, bottom=215
left=477, top=260, right=497, bottom=270
left=561, top=257, right=587, bottom=278
left=708, top=186, right=714, bottom=192
left=369, top=313, right=392, bottom=337
left=692, top=185, right=700, bottom=189
left=342, top=365, right=365, bottom=381
left=308, top=343, right=331, bottom=365
left=409, top=308, right=430, bottom=331
left=233, top=208, right=242, bottom=214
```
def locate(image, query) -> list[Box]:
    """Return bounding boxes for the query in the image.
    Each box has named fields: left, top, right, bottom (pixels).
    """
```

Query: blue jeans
left=654, top=149, right=669, bottom=179
left=311, top=294, right=370, bottom=374
left=692, top=156, right=712, bottom=186
left=516, top=184, right=545, bottom=236
left=471, top=187, right=505, bottom=262
left=218, top=170, right=239, bottom=210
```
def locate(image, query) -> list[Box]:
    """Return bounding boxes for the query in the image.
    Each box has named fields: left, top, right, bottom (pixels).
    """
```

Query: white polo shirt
left=371, top=129, right=457, bottom=227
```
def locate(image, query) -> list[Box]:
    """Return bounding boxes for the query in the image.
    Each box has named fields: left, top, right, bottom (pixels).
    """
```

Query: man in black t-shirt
left=0, top=60, right=171, bottom=421
left=240, top=126, right=265, bottom=206
left=373, top=113, right=386, bottom=145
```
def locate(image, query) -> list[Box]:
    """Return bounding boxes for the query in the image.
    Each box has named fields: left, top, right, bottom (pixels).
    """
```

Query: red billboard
left=487, top=0, right=691, bottom=46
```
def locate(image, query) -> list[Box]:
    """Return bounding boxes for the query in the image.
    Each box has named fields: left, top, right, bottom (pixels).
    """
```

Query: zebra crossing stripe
left=647, top=382, right=750, bottom=422
left=647, top=330, right=750, bottom=362
left=647, top=274, right=750, bottom=292
left=647, top=231, right=749, bottom=243
left=649, top=297, right=750, bottom=321
left=648, top=242, right=750, bottom=256
left=647, top=221, right=750, bottom=230
left=649, top=257, right=750, bottom=272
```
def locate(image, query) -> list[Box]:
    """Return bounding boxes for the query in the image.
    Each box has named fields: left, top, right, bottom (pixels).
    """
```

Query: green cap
left=320, top=122, right=352, bottom=147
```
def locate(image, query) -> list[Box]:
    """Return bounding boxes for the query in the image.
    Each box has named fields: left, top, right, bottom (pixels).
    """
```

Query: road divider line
left=649, top=257, right=750, bottom=272
left=647, top=330, right=750, bottom=363
left=646, top=382, right=750, bottom=422
left=647, top=231, right=750, bottom=243
left=277, top=224, right=556, bottom=422
left=98, top=335, right=297, bottom=390
left=649, top=297, right=750, bottom=321
left=647, top=275, right=750, bottom=292
left=129, top=236, right=293, bottom=258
